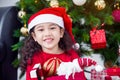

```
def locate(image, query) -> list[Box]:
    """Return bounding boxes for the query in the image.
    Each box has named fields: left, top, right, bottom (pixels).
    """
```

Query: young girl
left=20, top=7, right=100, bottom=80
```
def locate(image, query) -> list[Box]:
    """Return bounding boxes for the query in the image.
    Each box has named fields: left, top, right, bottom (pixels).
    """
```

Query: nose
left=44, top=29, right=51, bottom=36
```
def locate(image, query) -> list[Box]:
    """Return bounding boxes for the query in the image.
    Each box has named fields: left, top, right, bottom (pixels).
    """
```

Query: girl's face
left=32, top=22, right=64, bottom=53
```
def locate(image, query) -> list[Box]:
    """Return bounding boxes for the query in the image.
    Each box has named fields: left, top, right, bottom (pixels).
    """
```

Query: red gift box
left=90, top=28, right=106, bottom=49
left=91, top=68, right=120, bottom=80
left=46, top=71, right=86, bottom=80
left=106, top=68, right=120, bottom=76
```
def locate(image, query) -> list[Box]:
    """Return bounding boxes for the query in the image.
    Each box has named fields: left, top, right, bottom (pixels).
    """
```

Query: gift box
left=90, top=28, right=106, bottom=49
left=91, top=68, right=120, bottom=80
left=91, top=69, right=107, bottom=80
left=106, top=68, right=120, bottom=76
left=46, top=71, right=86, bottom=80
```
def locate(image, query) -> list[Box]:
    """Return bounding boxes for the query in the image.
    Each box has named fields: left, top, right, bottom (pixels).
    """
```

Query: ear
left=31, top=32, right=37, bottom=41
left=60, top=28, right=64, bottom=38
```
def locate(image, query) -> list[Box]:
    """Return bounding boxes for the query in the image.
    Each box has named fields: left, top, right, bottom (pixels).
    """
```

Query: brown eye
left=50, top=27, right=56, bottom=30
left=38, top=28, right=44, bottom=31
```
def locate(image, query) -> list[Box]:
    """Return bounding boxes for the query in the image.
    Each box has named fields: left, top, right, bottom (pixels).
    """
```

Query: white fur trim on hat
left=28, top=14, right=64, bottom=32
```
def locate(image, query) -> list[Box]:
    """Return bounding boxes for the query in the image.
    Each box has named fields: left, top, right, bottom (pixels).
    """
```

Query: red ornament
left=112, top=9, right=120, bottom=22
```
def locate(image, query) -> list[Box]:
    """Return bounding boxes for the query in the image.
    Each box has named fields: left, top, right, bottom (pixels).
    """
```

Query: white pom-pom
left=73, top=43, right=80, bottom=50
left=95, top=65, right=104, bottom=72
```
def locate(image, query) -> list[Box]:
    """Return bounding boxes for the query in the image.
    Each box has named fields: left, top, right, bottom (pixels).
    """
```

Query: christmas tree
left=13, top=0, right=120, bottom=69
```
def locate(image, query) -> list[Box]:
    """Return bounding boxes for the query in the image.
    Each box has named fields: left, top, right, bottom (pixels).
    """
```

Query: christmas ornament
left=18, top=9, right=26, bottom=19
left=114, top=0, right=120, bottom=9
left=72, top=0, right=86, bottom=6
left=34, top=0, right=39, bottom=3
left=20, top=24, right=28, bottom=36
left=50, top=0, right=59, bottom=7
left=90, top=28, right=106, bottom=49
left=112, top=9, right=120, bottom=22
left=94, top=0, right=106, bottom=10
left=104, top=61, right=113, bottom=68
left=73, top=43, right=80, bottom=50
left=112, top=1, right=120, bottom=22
left=43, top=57, right=62, bottom=76
left=46, top=0, right=50, bottom=1
left=80, top=18, right=85, bottom=25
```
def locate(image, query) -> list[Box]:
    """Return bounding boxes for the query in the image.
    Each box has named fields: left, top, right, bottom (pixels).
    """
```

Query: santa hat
left=28, top=7, right=80, bottom=49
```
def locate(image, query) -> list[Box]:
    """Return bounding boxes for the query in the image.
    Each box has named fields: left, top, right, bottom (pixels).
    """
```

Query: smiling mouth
left=44, top=38, right=53, bottom=43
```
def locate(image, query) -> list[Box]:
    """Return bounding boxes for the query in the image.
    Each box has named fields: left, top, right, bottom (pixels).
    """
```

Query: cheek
left=55, top=30, right=63, bottom=37
left=35, top=37, right=43, bottom=45
left=33, top=33, right=42, bottom=43
left=35, top=35, right=42, bottom=42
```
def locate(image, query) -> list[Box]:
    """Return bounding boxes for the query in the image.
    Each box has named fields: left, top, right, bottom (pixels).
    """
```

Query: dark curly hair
left=20, top=27, right=77, bottom=72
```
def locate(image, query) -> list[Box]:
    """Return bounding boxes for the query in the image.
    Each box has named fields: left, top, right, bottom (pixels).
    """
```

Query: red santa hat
left=28, top=7, right=75, bottom=42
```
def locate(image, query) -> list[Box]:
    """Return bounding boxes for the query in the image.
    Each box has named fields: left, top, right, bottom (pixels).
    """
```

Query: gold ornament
left=50, top=0, right=59, bottom=7
left=95, top=0, right=106, bottom=10
left=104, top=60, right=113, bottom=68
left=46, top=0, right=50, bottom=1
left=18, top=9, right=26, bottom=19
left=20, top=24, right=28, bottom=36
left=34, top=0, right=38, bottom=3
left=114, top=1, right=120, bottom=9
